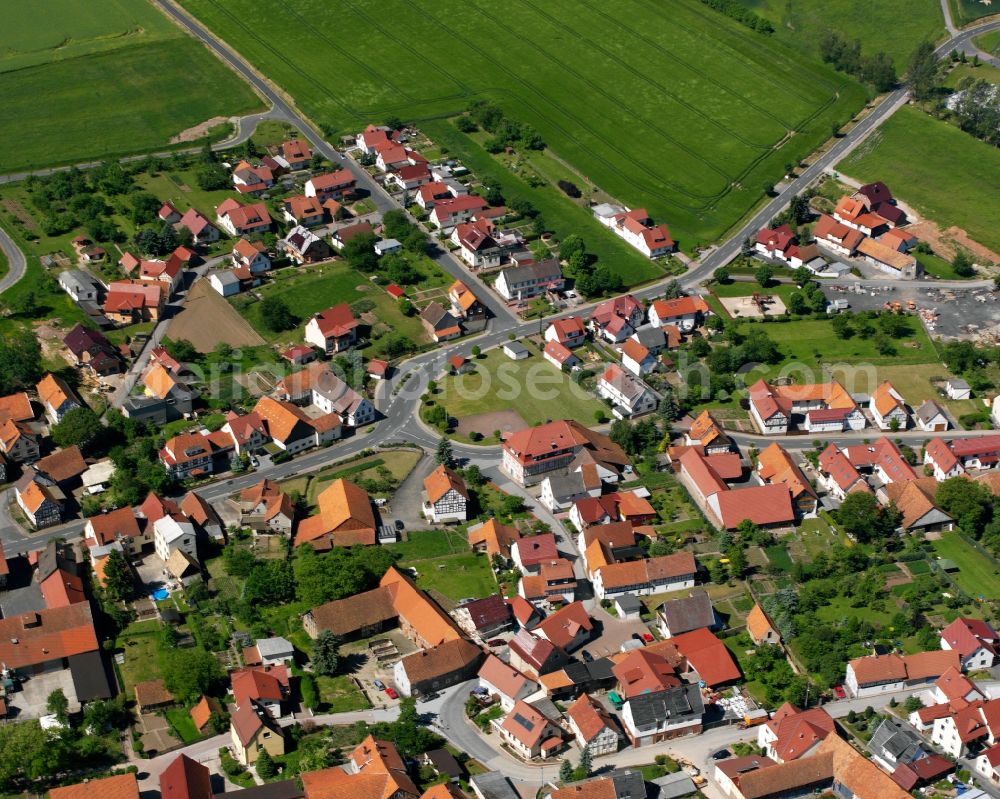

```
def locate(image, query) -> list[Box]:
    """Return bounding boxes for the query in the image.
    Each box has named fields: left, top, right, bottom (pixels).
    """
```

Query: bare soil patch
left=455, top=409, right=527, bottom=439
left=908, top=221, right=1000, bottom=266
left=167, top=280, right=265, bottom=352
left=169, top=116, right=231, bottom=144
left=718, top=294, right=787, bottom=318
left=2, top=199, right=37, bottom=231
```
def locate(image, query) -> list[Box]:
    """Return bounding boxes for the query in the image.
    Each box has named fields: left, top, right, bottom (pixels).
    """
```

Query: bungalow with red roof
left=648, top=295, right=709, bottom=332
left=543, top=340, right=580, bottom=371
left=159, top=202, right=181, bottom=224
left=386, top=162, right=432, bottom=191
left=845, top=650, right=959, bottom=698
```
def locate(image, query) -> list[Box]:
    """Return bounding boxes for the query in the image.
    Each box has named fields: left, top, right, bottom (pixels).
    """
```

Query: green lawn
left=114, top=625, right=163, bottom=698
left=944, top=61, right=1000, bottom=88
left=389, top=529, right=470, bottom=561
left=232, top=261, right=432, bottom=357
left=740, top=0, right=944, bottom=71
left=915, top=250, right=971, bottom=280
left=165, top=707, right=202, bottom=744
left=974, top=30, right=1000, bottom=57
left=405, top=552, right=497, bottom=601
left=932, top=533, right=1000, bottom=600
left=0, top=0, right=263, bottom=172
left=840, top=105, right=1000, bottom=254
left=315, top=674, right=372, bottom=712
left=814, top=593, right=896, bottom=626
left=765, top=544, right=793, bottom=571
left=733, top=314, right=939, bottom=387
left=180, top=0, right=865, bottom=248
left=428, top=343, right=606, bottom=432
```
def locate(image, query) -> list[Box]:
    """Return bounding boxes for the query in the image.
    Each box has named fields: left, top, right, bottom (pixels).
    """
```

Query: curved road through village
left=3, top=6, right=1000, bottom=794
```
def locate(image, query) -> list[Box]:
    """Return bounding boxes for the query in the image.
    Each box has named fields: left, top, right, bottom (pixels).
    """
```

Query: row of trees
left=818, top=31, right=897, bottom=92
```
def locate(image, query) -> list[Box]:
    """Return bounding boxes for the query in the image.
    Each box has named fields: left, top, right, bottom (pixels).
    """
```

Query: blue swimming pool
left=150, top=587, right=169, bottom=601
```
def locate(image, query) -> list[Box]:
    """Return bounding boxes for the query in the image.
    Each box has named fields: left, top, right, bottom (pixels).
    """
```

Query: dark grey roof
left=628, top=684, right=704, bottom=728
left=421, top=301, right=458, bottom=329
left=69, top=650, right=115, bottom=701
left=633, top=327, right=666, bottom=349
left=587, top=657, right=616, bottom=681
left=212, top=779, right=304, bottom=799
left=615, top=593, right=642, bottom=613
left=915, top=400, right=946, bottom=425
left=869, top=719, right=924, bottom=764
left=470, top=772, right=520, bottom=799
left=425, top=748, right=463, bottom=777
left=650, top=770, right=697, bottom=799
left=504, top=341, right=529, bottom=355
left=658, top=591, right=715, bottom=635
left=500, top=258, right=562, bottom=284
left=611, top=770, right=649, bottom=799
left=546, top=472, right=588, bottom=500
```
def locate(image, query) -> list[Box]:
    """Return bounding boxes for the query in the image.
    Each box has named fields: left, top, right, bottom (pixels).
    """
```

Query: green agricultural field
left=933, top=533, right=1000, bottom=600
left=180, top=0, right=865, bottom=249
left=0, top=0, right=263, bottom=172
left=740, top=0, right=944, bottom=69
left=427, top=344, right=606, bottom=433
left=840, top=106, right=1000, bottom=254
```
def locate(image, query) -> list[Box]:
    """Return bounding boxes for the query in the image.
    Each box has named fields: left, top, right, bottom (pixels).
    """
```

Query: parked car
left=711, top=749, right=730, bottom=761
left=395, top=519, right=405, bottom=531
left=832, top=685, right=846, bottom=699
left=581, top=650, right=593, bottom=663
left=385, top=687, right=398, bottom=699
left=642, top=632, right=654, bottom=643
left=373, top=679, right=386, bottom=691
left=487, top=638, right=506, bottom=648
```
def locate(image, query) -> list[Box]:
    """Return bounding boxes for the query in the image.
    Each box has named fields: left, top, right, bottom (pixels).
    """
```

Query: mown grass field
left=975, top=30, right=1000, bottom=56
left=429, top=343, right=606, bottom=430
left=840, top=106, right=1000, bottom=253
left=0, top=0, right=263, bottom=172
left=180, top=0, right=865, bottom=248
left=933, top=532, right=1000, bottom=600
left=740, top=0, right=943, bottom=69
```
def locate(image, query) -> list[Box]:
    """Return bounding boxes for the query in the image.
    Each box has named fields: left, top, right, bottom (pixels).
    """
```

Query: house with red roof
left=846, top=650, right=960, bottom=698
left=532, top=601, right=592, bottom=651
left=940, top=617, right=998, bottom=672
left=417, top=181, right=458, bottom=210
left=648, top=295, right=709, bottom=332
left=304, top=304, right=359, bottom=354
left=478, top=653, right=540, bottom=712
left=231, top=237, right=271, bottom=273
left=757, top=704, right=835, bottom=763
left=589, top=295, right=645, bottom=344
left=216, top=198, right=272, bottom=237
left=544, top=316, right=587, bottom=348
left=232, top=664, right=289, bottom=718
left=565, top=693, right=622, bottom=755
left=498, top=699, right=564, bottom=759
left=280, top=138, right=312, bottom=170
left=755, top=224, right=797, bottom=261
left=507, top=628, right=570, bottom=678
left=543, top=340, right=580, bottom=371
left=386, top=162, right=433, bottom=191
left=177, top=207, right=220, bottom=244
left=813, top=214, right=864, bottom=257
left=976, top=743, right=1000, bottom=788
left=231, top=160, right=274, bottom=195
left=501, top=419, right=629, bottom=486
left=925, top=434, right=1000, bottom=480
left=429, top=194, right=490, bottom=230
left=305, top=168, right=356, bottom=201
left=593, top=204, right=675, bottom=258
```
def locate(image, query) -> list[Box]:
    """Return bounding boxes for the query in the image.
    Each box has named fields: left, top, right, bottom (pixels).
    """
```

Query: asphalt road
left=0, top=223, right=27, bottom=295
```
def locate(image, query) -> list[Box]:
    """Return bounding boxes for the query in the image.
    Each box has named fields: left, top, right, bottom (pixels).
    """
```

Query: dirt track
left=167, top=280, right=265, bottom=352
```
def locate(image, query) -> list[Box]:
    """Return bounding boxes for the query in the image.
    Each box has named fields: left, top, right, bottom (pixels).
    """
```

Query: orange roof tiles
left=0, top=392, right=33, bottom=423
left=50, top=773, right=139, bottom=799
left=296, top=478, right=375, bottom=547
left=423, top=464, right=469, bottom=504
